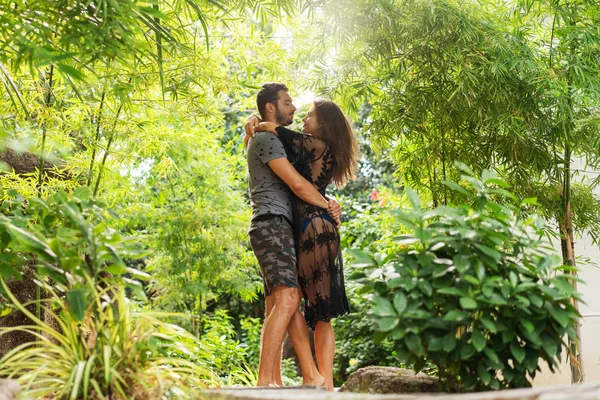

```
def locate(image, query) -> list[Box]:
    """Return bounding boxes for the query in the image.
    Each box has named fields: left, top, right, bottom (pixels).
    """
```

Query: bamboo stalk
left=88, top=90, right=106, bottom=187
left=92, top=102, right=124, bottom=197
left=37, top=65, right=54, bottom=198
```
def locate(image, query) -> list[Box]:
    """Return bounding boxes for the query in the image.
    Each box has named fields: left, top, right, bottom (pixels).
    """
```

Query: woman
left=253, top=98, right=359, bottom=391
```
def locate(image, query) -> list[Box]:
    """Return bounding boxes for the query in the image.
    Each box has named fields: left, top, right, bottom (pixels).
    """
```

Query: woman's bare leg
left=314, top=321, right=335, bottom=391
left=287, top=306, right=325, bottom=386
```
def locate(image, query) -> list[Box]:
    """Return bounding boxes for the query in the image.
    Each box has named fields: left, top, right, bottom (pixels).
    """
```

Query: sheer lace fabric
left=277, top=126, right=350, bottom=329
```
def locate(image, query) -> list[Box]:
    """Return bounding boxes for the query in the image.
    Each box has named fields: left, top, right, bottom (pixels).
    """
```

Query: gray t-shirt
left=247, top=131, right=293, bottom=222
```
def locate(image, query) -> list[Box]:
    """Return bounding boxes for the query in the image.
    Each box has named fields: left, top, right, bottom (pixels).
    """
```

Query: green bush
left=332, top=283, right=398, bottom=385
left=0, top=280, right=212, bottom=399
left=0, top=187, right=149, bottom=308
left=351, top=168, right=582, bottom=391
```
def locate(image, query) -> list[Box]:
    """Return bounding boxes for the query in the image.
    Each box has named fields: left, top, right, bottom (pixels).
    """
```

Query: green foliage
left=332, top=282, right=399, bottom=385
left=0, top=279, right=212, bottom=399
left=333, top=190, right=414, bottom=385
left=198, top=310, right=250, bottom=380
left=122, top=137, right=261, bottom=319
left=294, top=0, right=600, bottom=242
left=351, top=170, right=581, bottom=391
left=239, top=317, right=262, bottom=369
left=0, top=188, right=148, bottom=302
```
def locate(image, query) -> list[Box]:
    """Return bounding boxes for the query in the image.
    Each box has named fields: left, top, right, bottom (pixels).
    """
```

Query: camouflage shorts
left=249, top=216, right=298, bottom=296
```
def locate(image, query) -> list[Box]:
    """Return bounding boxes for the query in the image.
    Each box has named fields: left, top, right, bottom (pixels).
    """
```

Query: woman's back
left=276, top=126, right=349, bottom=330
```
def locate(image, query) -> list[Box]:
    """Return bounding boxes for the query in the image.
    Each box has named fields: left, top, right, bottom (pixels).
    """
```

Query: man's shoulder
left=249, top=131, right=285, bottom=151
left=253, top=131, right=280, bottom=142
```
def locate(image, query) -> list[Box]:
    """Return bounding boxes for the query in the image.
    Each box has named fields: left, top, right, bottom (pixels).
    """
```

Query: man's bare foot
left=303, top=374, right=326, bottom=388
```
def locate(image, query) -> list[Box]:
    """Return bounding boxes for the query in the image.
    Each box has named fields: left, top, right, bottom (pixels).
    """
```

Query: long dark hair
left=313, top=98, right=359, bottom=188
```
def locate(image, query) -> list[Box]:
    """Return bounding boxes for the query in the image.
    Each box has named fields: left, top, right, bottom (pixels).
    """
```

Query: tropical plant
left=0, top=278, right=212, bottom=399
left=0, top=187, right=148, bottom=295
left=352, top=168, right=582, bottom=391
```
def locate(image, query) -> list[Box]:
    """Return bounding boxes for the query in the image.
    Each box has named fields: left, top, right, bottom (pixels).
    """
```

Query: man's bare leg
left=263, top=295, right=284, bottom=386
left=257, top=286, right=299, bottom=387
left=314, top=321, right=335, bottom=391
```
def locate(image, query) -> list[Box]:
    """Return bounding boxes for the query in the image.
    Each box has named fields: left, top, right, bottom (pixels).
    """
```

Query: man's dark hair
left=256, top=83, right=289, bottom=119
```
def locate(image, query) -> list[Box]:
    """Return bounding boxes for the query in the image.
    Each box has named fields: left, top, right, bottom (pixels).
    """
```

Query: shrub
left=351, top=168, right=581, bottom=391
left=0, top=280, right=212, bottom=399
left=0, top=188, right=216, bottom=398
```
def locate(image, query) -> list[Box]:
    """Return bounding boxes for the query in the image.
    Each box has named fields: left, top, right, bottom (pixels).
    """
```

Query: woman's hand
left=254, top=122, right=279, bottom=135
left=244, top=114, right=261, bottom=147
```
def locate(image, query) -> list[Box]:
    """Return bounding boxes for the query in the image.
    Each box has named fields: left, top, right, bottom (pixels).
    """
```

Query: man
left=246, top=83, right=339, bottom=387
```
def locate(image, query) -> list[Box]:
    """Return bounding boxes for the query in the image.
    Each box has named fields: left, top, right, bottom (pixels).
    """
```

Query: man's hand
left=244, top=114, right=261, bottom=147
left=327, top=197, right=342, bottom=229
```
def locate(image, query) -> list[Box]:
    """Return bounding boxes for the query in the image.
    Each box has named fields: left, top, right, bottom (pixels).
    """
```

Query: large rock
left=0, top=379, right=20, bottom=400
left=340, top=366, right=440, bottom=394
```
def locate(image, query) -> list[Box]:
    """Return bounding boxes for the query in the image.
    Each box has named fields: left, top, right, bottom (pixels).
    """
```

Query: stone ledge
left=201, top=382, right=600, bottom=400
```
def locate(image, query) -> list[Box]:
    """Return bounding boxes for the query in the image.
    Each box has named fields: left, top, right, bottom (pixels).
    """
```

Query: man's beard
left=275, top=108, right=293, bottom=126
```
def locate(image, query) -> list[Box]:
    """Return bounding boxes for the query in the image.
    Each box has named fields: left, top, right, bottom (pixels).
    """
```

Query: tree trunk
left=560, top=148, right=584, bottom=383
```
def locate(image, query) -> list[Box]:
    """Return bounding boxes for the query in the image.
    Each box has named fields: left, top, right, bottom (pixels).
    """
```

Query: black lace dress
left=276, top=126, right=350, bottom=329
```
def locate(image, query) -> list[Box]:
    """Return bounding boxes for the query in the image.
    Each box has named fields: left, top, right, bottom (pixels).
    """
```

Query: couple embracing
left=245, top=83, right=358, bottom=391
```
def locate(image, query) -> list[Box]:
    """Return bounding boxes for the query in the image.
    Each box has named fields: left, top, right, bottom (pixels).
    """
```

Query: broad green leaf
left=551, top=277, right=575, bottom=295
left=519, top=319, right=535, bottom=333
left=478, top=364, right=492, bottom=385
left=515, top=295, right=531, bottom=307
left=438, top=287, right=465, bottom=296
left=104, top=263, right=127, bottom=275
left=548, top=305, right=570, bottom=327
left=479, top=317, right=497, bottom=333
left=405, top=333, right=424, bottom=356
left=396, top=345, right=411, bottom=362
left=502, top=329, right=515, bottom=343
left=372, top=297, right=396, bottom=317
left=377, top=316, right=399, bottom=332
left=405, top=186, right=421, bottom=210
left=473, top=243, right=501, bottom=263
left=484, top=347, right=500, bottom=365
left=73, top=186, right=92, bottom=201
left=460, top=344, right=476, bottom=360
left=541, top=333, right=557, bottom=358
left=444, top=310, right=469, bottom=322
left=471, top=329, right=486, bottom=352
left=464, top=275, right=480, bottom=285
left=528, top=293, right=544, bottom=308
left=4, top=224, right=56, bottom=261
left=453, top=255, right=470, bottom=273
left=393, top=292, right=407, bottom=314
left=419, top=280, right=433, bottom=296
left=391, top=326, right=406, bottom=340
left=441, top=180, right=472, bottom=196
left=347, top=249, right=376, bottom=268
left=428, top=337, right=443, bottom=352
left=510, top=341, right=526, bottom=364
left=66, top=289, right=88, bottom=322
left=509, top=271, right=518, bottom=287
left=0, top=264, right=21, bottom=280
left=442, top=332, right=457, bottom=351
left=459, top=297, right=478, bottom=310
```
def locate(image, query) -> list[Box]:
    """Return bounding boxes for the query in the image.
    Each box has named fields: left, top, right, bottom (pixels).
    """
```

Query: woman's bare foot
left=303, top=373, right=326, bottom=388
